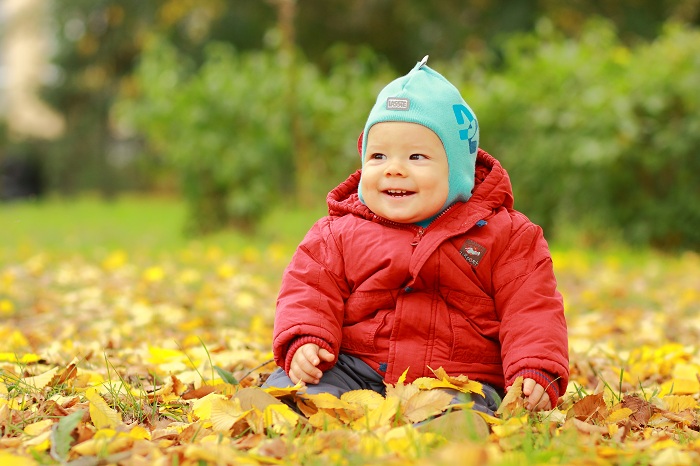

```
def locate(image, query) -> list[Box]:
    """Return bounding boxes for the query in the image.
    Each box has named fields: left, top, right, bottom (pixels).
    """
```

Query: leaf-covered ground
left=1, top=245, right=699, bottom=465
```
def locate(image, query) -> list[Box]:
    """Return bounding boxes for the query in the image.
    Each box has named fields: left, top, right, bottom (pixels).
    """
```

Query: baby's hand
left=522, top=378, right=552, bottom=411
left=289, top=343, right=335, bottom=385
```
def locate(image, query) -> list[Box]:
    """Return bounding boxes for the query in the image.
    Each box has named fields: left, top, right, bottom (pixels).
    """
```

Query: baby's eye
left=370, top=153, right=386, bottom=160
left=409, top=154, right=427, bottom=160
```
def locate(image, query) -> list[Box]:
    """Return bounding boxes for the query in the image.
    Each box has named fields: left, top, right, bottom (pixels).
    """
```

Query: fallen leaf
left=85, top=388, right=122, bottom=429
left=209, top=397, right=251, bottom=432
left=567, top=392, right=608, bottom=423
left=22, top=367, right=59, bottom=390
left=620, top=395, right=655, bottom=427
left=496, top=376, right=525, bottom=417
left=402, top=389, right=454, bottom=423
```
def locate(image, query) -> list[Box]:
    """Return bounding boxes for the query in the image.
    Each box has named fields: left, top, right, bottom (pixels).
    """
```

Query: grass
left=0, top=195, right=327, bottom=261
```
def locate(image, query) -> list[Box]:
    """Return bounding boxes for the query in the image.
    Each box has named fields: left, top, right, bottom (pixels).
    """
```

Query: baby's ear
left=357, top=132, right=364, bottom=157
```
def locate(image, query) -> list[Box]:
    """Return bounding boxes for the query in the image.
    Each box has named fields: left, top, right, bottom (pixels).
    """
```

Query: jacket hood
left=327, top=148, right=514, bottom=220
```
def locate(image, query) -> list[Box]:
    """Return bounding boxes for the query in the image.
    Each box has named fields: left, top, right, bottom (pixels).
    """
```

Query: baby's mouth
left=384, top=189, right=415, bottom=197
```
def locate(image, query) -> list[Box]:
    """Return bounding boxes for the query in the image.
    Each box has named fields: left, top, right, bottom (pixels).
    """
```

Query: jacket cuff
left=510, top=369, right=560, bottom=407
left=283, top=336, right=335, bottom=374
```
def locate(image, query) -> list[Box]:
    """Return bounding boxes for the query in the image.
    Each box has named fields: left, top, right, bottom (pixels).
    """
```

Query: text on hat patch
left=386, top=97, right=410, bottom=111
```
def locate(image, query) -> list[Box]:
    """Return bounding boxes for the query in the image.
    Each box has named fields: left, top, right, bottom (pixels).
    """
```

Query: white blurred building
left=0, top=0, right=64, bottom=140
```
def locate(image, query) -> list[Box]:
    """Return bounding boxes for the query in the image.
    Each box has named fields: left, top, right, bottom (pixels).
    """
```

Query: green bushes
left=453, top=19, right=700, bottom=248
left=118, top=39, right=390, bottom=233
left=119, top=20, right=700, bottom=249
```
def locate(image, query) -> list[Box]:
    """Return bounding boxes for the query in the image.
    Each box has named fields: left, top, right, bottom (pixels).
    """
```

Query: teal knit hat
left=358, top=56, right=479, bottom=215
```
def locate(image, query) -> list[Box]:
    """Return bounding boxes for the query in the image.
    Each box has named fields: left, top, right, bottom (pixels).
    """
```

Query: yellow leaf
left=22, top=367, right=59, bottom=390
left=147, top=346, right=185, bottom=364
left=23, top=431, right=51, bottom=451
left=301, top=392, right=355, bottom=411
left=192, top=392, right=227, bottom=421
left=23, top=419, right=54, bottom=436
left=85, top=387, right=122, bottom=429
left=0, top=352, right=40, bottom=364
left=402, top=389, right=454, bottom=423
left=386, top=381, right=420, bottom=405
left=308, top=410, right=345, bottom=430
left=263, top=403, right=299, bottom=434
left=102, top=250, right=127, bottom=270
left=0, top=451, right=37, bottom=466
left=496, top=376, right=526, bottom=417
left=659, top=378, right=700, bottom=396
left=663, top=395, right=698, bottom=412
left=492, top=415, right=529, bottom=438
left=397, top=368, right=410, bottom=385
left=182, top=443, right=244, bottom=464
left=673, top=363, right=700, bottom=380
left=127, top=425, right=151, bottom=440
left=71, top=434, right=132, bottom=456
left=210, top=397, right=251, bottom=432
left=606, top=407, right=634, bottom=424
left=427, top=367, right=484, bottom=396
left=474, top=409, right=501, bottom=425
left=352, top=396, right=400, bottom=430
left=341, top=389, right=385, bottom=410
left=263, top=382, right=304, bottom=398
left=143, top=266, right=165, bottom=282
left=652, top=448, right=695, bottom=466
left=384, top=426, right=420, bottom=457
left=0, top=298, right=14, bottom=315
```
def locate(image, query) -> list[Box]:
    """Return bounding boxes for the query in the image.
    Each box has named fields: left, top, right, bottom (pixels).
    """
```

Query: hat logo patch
left=459, top=239, right=487, bottom=267
left=453, top=104, right=479, bottom=154
left=386, top=97, right=410, bottom=111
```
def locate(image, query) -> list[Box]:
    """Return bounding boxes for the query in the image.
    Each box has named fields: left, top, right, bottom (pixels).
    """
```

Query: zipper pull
left=410, top=227, right=425, bottom=246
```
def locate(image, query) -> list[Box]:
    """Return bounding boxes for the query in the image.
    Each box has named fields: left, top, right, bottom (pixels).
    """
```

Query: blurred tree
left=292, top=0, right=699, bottom=70
left=41, top=0, right=700, bottom=245
left=42, top=0, right=276, bottom=196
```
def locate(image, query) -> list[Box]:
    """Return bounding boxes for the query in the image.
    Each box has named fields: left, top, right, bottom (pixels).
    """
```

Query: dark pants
left=263, top=354, right=501, bottom=415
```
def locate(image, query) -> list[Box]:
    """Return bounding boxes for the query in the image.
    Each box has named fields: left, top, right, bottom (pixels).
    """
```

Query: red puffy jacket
left=273, top=149, right=569, bottom=400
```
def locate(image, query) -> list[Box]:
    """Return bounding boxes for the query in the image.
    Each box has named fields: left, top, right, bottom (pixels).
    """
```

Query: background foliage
left=2, top=1, right=700, bottom=247
left=455, top=20, right=700, bottom=248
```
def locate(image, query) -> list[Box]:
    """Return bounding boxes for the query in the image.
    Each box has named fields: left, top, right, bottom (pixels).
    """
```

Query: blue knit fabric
left=358, top=56, right=479, bottom=219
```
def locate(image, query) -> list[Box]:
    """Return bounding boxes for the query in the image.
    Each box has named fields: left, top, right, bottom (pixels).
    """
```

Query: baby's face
left=361, top=122, right=449, bottom=224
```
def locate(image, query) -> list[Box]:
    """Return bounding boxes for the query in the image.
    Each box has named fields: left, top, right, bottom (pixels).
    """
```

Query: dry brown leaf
left=234, top=432, right=266, bottom=450
left=568, top=418, right=609, bottom=435
left=48, top=363, right=78, bottom=387
left=620, top=395, right=655, bottom=428
left=178, top=422, right=211, bottom=444
left=253, top=437, right=288, bottom=460
left=567, top=392, right=608, bottom=423
left=181, top=384, right=217, bottom=400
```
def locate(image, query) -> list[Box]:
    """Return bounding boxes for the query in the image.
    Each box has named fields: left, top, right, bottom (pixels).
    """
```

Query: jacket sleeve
left=492, top=215, right=569, bottom=403
left=272, top=217, right=349, bottom=374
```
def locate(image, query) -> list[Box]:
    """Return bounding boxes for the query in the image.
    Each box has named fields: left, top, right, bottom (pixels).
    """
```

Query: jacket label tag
left=459, top=239, right=487, bottom=267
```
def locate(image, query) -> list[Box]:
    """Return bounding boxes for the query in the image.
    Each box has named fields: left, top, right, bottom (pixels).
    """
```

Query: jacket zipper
left=410, top=228, right=425, bottom=246
left=371, top=203, right=460, bottom=248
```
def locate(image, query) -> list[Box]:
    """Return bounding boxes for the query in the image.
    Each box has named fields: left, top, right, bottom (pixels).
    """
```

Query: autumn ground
left=1, top=198, right=699, bottom=465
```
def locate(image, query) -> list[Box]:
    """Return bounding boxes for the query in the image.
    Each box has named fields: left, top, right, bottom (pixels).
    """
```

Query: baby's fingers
left=524, top=382, right=550, bottom=411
